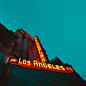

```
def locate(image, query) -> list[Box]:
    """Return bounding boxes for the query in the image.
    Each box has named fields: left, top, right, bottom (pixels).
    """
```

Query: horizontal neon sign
left=34, top=36, right=47, bottom=63
left=10, top=58, right=73, bottom=73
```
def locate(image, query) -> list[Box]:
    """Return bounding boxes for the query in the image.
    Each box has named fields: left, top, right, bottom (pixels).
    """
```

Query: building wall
left=6, top=65, right=80, bottom=86
left=0, top=23, right=86, bottom=86
left=27, top=39, right=39, bottom=62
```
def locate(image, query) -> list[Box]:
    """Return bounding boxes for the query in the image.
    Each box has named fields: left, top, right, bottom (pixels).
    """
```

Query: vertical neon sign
left=34, top=36, right=47, bottom=63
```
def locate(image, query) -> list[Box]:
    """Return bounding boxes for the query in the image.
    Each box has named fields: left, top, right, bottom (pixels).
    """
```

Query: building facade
left=0, top=23, right=86, bottom=86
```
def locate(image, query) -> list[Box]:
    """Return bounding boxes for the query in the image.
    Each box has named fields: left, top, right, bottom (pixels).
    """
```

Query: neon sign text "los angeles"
left=10, top=58, right=73, bottom=73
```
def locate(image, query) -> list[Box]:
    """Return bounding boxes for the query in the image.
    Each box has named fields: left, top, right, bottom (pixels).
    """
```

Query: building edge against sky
left=0, top=23, right=86, bottom=86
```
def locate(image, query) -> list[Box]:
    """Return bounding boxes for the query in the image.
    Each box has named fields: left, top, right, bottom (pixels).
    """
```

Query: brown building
left=0, top=23, right=86, bottom=86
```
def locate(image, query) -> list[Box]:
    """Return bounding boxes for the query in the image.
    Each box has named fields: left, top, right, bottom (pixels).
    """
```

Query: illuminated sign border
left=10, top=58, right=73, bottom=73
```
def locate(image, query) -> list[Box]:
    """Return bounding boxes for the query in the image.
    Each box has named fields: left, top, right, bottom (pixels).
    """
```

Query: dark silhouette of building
left=0, top=23, right=86, bottom=86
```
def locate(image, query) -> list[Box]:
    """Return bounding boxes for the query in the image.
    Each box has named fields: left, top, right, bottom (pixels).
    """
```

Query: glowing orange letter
left=55, top=65, right=61, bottom=70
left=33, top=60, right=38, bottom=66
left=27, top=60, right=31, bottom=65
left=19, top=58, right=22, bottom=64
left=23, top=60, right=26, bottom=64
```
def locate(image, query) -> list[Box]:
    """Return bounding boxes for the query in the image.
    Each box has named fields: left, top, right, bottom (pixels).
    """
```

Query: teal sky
left=0, top=0, right=86, bottom=80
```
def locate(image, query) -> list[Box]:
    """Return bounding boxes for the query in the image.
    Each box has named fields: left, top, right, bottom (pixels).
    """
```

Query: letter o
left=36, top=42, right=39, bottom=46
left=23, top=60, right=26, bottom=64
